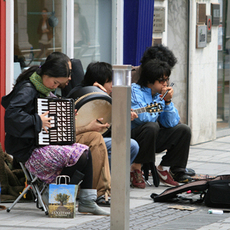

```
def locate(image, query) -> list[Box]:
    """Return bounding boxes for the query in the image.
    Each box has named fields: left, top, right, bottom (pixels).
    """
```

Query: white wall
left=168, top=0, right=188, bottom=124
left=154, top=0, right=188, bottom=124
left=188, top=0, right=218, bottom=144
left=167, top=0, right=219, bottom=144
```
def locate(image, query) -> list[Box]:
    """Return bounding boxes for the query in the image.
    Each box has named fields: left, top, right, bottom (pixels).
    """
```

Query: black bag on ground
left=204, top=179, right=230, bottom=208
left=151, top=175, right=230, bottom=209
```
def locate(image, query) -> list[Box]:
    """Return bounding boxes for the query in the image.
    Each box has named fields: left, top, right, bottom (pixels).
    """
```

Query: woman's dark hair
left=140, top=44, right=177, bottom=69
left=15, top=57, right=70, bottom=86
left=83, top=62, right=112, bottom=86
left=137, top=59, right=171, bottom=87
left=46, top=52, right=70, bottom=63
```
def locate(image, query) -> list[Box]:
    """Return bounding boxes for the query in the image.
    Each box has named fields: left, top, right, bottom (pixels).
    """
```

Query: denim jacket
left=131, top=83, right=180, bottom=129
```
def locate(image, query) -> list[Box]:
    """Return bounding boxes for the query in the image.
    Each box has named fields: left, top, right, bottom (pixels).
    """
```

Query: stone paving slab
left=67, top=201, right=229, bottom=230
left=1, top=136, right=230, bottom=229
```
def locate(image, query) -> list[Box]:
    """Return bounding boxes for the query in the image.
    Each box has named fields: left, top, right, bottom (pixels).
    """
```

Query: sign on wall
left=196, top=24, right=207, bottom=48
left=211, top=3, right=220, bottom=26
left=152, top=38, right=162, bottom=46
left=206, top=15, right=212, bottom=43
left=196, top=3, right=206, bottom=24
left=153, top=7, right=165, bottom=33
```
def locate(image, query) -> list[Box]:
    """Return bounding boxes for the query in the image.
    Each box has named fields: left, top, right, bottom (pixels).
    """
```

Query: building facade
left=0, top=0, right=229, bottom=149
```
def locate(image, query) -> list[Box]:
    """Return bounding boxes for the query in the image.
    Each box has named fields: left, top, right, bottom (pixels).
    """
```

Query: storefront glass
left=217, top=0, right=230, bottom=132
left=14, top=0, right=64, bottom=80
left=13, top=0, right=112, bottom=81
left=73, top=0, right=112, bottom=70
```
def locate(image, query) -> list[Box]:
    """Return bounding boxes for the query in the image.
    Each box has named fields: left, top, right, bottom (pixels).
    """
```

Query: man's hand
left=86, top=118, right=110, bottom=132
left=131, top=109, right=138, bottom=121
left=161, top=86, right=174, bottom=102
left=93, top=82, right=107, bottom=93
left=75, top=118, right=110, bottom=135
left=40, top=111, right=52, bottom=133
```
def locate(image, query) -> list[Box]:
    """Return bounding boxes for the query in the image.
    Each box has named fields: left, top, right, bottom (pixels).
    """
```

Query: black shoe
left=96, top=195, right=111, bottom=207
left=184, top=168, right=196, bottom=176
left=170, top=170, right=192, bottom=183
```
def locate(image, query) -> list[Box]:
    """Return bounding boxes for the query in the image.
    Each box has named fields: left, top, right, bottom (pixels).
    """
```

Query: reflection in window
left=36, top=8, right=54, bottom=60
left=74, top=0, right=112, bottom=70
left=217, top=0, right=230, bottom=130
left=14, top=0, right=64, bottom=78
left=13, top=0, right=112, bottom=82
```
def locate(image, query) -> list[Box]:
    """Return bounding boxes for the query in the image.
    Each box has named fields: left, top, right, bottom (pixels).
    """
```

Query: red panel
left=0, top=0, right=6, bottom=151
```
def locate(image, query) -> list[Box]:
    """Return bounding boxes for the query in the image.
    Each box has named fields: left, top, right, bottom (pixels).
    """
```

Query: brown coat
left=37, top=19, right=53, bottom=41
left=75, top=132, right=111, bottom=198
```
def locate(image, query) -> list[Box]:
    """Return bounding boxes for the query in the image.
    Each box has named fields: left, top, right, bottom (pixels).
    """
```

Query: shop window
left=13, top=0, right=112, bottom=82
left=14, top=0, right=65, bottom=82
left=73, top=0, right=112, bottom=70
left=217, top=0, right=230, bottom=131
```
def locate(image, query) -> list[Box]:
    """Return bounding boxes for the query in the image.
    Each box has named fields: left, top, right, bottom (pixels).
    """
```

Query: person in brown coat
left=37, top=8, right=53, bottom=59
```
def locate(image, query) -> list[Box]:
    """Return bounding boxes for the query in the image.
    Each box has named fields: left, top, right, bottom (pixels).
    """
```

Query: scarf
left=29, top=72, right=55, bottom=97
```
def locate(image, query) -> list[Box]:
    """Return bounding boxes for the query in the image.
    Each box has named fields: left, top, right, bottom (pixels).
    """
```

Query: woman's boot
left=78, top=189, right=110, bottom=215
left=70, top=170, right=85, bottom=185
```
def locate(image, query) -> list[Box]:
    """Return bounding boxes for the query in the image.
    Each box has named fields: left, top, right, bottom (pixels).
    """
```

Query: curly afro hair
left=140, top=44, right=177, bottom=69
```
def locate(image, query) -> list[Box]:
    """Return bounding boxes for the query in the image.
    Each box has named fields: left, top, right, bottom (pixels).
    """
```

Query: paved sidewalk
left=1, top=136, right=230, bottom=230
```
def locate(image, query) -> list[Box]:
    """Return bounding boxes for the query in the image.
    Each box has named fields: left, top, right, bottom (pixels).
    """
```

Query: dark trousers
left=131, top=122, right=191, bottom=173
left=60, top=150, right=93, bottom=189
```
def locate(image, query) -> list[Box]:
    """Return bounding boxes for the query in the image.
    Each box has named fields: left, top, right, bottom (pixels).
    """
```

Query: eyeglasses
left=158, top=77, right=170, bottom=84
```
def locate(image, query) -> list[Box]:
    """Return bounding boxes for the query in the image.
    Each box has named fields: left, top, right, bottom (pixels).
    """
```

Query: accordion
left=36, top=98, right=76, bottom=146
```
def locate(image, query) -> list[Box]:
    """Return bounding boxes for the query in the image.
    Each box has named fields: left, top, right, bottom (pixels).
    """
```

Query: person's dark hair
left=137, top=59, right=171, bottom=87
left=140, top=44, right=177, bottom=69
left=39, top=52, right=70, bottom=67
left=46, top=52, right=70, bottom=63
left=83, top=62, right=112, bottom=86
left=15, top=57, right=70, bottom=86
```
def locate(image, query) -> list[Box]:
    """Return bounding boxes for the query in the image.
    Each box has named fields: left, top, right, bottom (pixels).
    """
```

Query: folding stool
left=142, top=162, right=160, bottom=187
left=6, top=162, right=48, bottom=215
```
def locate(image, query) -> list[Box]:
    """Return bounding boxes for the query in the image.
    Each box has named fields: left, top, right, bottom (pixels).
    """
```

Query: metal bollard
left=110, top=65, right=131, bottom=230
